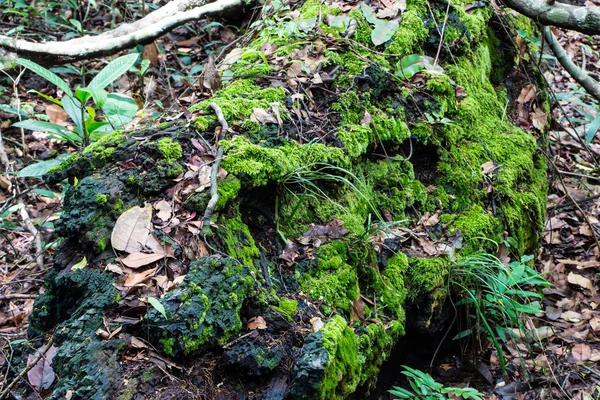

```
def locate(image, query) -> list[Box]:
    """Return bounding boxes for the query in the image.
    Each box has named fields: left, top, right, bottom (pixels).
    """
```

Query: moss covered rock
left=21, top=0, right=548, bottom=398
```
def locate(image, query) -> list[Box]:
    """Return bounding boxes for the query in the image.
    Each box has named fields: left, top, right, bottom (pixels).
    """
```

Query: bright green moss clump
left=157, top=138, right=183, bottom=163
left=220, top=137, right=348, bottom=186
left=319, top=315, right=360, bottom=398
left=278, top=298, right=298, bottom=317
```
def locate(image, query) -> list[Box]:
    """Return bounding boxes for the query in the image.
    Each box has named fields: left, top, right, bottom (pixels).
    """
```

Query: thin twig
left=0, top=293, right=38, bottom=301
left=0, top=336, right=54, bottom=399
left=201, top=103, right=227, bottom=234
left=17, top=198, right=44, bottom=271
left=543, top=26, right=600, bottom=102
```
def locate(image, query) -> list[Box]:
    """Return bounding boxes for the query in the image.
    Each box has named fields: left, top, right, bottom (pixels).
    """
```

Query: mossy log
left=19, top=0, right=547, bottom=398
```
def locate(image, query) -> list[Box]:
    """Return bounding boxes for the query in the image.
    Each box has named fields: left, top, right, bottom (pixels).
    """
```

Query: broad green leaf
left=32, top=188, right=57, bottom=198
left=17, top=153, right=71, bottom=178
left=76, top=87, right=108, bottom=107
left=360, top=3, right=379, bottom=25
left=16, top=58, right=73, bottom=97
left=102, top=93, right=138, bottom=128
left=88, top=53, right=139, bottom=90
left=61, top=96, right=84, bottom=131
left=12, top=120, right=67, bottom=136
left=148, top=297, right=167, bottom=320
left=1, top=204, right=20, bottom=219
left=371, top=20, right=399, bottom=46
left=586, top=113, right=600, bottom=146
left=0, top=104, right=28, bottom=117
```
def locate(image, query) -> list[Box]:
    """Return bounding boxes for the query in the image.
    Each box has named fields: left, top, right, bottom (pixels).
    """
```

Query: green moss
left=319, top=315, right=360, bottom=398
left=95, top=237, right=107, bottom=253
left=96, top=193, right=108, bottom=206
left=218, top=209, right=260, bottom=268
left=157, top=138, right=183, bottom=163
left=216, top=176, right=241, bottom=209
left=406, top=256, right=449, bottom=299
left=160, top=335, right=175, bottom=355
left=190, top=80, right=286, bottom=122
left=220, top=137, right=348, bottom=186
left=386, top=11, right=428, bottom=54
left=299, top=0, right=340, bottom=18
left=117, top=378, right=138, bottom=400
left=278, top=298, right=298, bottom=317
left=300, top=243, right=359, bottom=312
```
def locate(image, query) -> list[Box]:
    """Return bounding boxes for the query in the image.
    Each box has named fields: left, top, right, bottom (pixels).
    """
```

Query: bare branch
left=502, top=0, right=600, bottom=35
left=544, top=26, right=600, bottom=102
left=0, top=0, right=242, bottom=64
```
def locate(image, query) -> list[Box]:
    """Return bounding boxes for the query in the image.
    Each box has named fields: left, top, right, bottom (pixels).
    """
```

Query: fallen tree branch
left=201, top=103, right=227, bottom=234
left=0, top=0, right=242, bottom=64
left=502, top=0, right=600, bottom=35
left=543, top=26, right=600, bottom=103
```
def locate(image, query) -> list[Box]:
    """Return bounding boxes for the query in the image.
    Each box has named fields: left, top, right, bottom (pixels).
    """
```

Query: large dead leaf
left=111, top=204, right=153, bottom=253
left=45, top=104, right=67, bottom=125
left=567, top=272, right=596, bottom=296
left=247, top=316, right=267, bottom=330
left=124, top=267, right=157, bottom=287
left=154, top=200, right=172, bottom=222
left=121, top=252, right=165, bottom=269
left=27, top=344, right=58, bottom=391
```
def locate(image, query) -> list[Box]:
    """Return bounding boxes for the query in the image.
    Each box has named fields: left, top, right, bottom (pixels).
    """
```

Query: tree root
left=0, top=0, right=243, bottom=65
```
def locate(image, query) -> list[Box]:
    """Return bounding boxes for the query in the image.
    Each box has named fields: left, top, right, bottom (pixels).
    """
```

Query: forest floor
left=0, top=0, right=600, bottom=399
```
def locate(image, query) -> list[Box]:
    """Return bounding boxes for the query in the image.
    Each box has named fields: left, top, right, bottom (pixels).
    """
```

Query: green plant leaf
left=16, top=58, right=73, bottom=98
left=12, top=120, right=67, bottom=136
left=148, top=297, right=167, bottom=320
left=88, top=53, right=139, bottom=90
left=102, top=93, right=138, bottom=128
left=61, top=96, right=84, bottom=131
left=371, top=20, right=399, bottom=46
left=586, top=113, right=600, bottom=146
left=76, top=87, right=108, bottom=107
left=17, top=153, right=71, bottom=178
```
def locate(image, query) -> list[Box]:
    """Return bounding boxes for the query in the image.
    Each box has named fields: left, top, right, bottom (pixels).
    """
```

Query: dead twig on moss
left=201, top=103, right=228, bottom=234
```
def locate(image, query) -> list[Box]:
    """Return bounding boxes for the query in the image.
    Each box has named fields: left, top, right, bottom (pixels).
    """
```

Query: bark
left=502, top=0, right=600, bottom=35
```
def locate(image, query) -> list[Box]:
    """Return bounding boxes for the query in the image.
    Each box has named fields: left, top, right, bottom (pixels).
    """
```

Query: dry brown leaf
left=111, top=204, right=153, bottom=254
left=202, top=54, right=221, bottom=92
left=251, top=108, right=278, bottom=125
left=350, top=297, right=366, bottom=323
left=571, top=343, right=591, bottom=362
left=219, top=47, right=244, bottom=71
left=518, top=84, right=536, bottom=103
left=310, top=316, right=324, bottom=332
left=121, top=252, right=165, bottom=269
left=155, top=200, right=172, bottom=222
left=124, top=267, right=157, bottom=287
left=46, top=104, right=68, bottom=125
left=130, top=336, right=148, bottom=349
left=531, top=107, right=548, bottom=130
left=27, top=344, right=58, bottom=391
left=567, top=272, right=596, bottom=296
left=142, top=42, right=159, bottom=67
left=247, top=316, right=267, bottom=330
